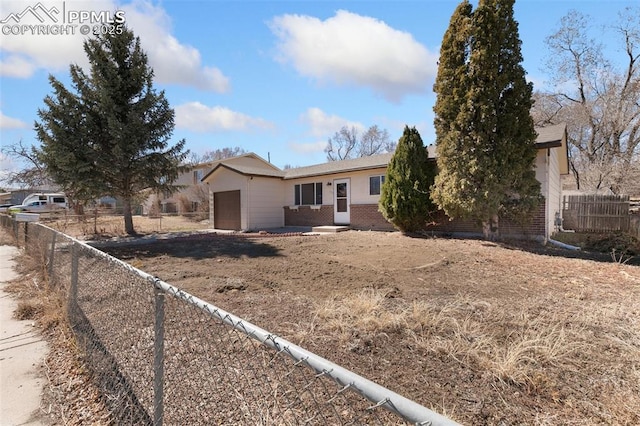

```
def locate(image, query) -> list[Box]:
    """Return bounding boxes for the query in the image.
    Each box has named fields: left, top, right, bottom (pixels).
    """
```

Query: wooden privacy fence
left=630, top=215, right=640, bottom=238
left=562, top=195, right=630, bottom=233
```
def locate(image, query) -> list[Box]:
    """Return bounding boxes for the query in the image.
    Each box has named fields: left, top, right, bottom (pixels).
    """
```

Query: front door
left=333, top=178, right=350, bottom=224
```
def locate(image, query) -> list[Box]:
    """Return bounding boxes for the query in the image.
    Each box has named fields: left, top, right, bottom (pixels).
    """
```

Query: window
left=294, top=183, right=322, bottom=205
left=193, top=169, right=204, bottom=184
left=369, top=175, right=385, bottom=195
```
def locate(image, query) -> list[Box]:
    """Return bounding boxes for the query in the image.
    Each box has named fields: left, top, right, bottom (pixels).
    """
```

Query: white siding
left=547, top=148, right=562, bottom=238
left=535, top=150, right=548, bottom=199
left=247, top=177, right=285, bottom=229
left=535, top=148, right=563, bottom=239
left=208, top=167, right=249, bottom=229
left=350, top=168, right=387, bottom=204
left=284, top=167, right=388, bottom=206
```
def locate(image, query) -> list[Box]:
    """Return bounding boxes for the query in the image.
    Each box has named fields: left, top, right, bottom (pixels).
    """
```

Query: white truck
left=8, top=193, right=69, bottom=214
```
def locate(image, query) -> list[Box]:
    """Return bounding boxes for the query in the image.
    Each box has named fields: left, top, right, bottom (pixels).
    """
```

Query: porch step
left=311, top=225, right=350, bottom=233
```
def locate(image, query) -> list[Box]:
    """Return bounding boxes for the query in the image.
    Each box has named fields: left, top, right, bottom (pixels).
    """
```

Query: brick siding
left=284, top=201, right=546, bottom=238
left=425, top=200, right=547, bottom=239
left=284, top=205, right=333, bottom=227
left=350, top=204, right=395, bottom=231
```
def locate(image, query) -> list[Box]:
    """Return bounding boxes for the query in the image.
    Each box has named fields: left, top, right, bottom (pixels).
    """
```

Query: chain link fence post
left=70, top=242, right=78, bottom=304
left=154, top=281, right=165, bottom=426
left=0, top=220, right=461, bottom=426
left=48, top=232, right=57, bottom=281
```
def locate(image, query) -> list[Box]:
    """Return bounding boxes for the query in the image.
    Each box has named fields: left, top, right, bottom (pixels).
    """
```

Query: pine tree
left=379, top=126, right=436, bottom=233
left=35, top=25, right=188, bottom=235
left=431, top=0, right=541, bottom=240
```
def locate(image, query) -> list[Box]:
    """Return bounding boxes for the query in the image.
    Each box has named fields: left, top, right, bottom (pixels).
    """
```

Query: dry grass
left=3, top=217, right=639, bottom=424
left=312, top=288, right=638, bottom=417
left=314, top=288, right=406, bottom=338
left=43, top=213, right=211, bottom=239
left=5, top=241, right=65, bottom=332
left=0, top=227, right=111, bottom=425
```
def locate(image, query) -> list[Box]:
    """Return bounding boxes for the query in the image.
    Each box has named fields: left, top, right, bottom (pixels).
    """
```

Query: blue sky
left=0, top=0, right=636, bottom=178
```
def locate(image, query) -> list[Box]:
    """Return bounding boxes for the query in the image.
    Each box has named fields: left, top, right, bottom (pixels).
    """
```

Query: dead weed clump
left=314, top=288, right=406, bottom=338
left=1, top=230, right=111, bottom=424
left=5, top=255, right=65, bottom=333
left=311, top=288, right=640, bottom=419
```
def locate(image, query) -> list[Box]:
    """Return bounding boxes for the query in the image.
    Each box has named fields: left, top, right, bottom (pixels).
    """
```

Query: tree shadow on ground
left=491, top=239, right=640, bottom=266
left=406, top=231, right=640, bottom=266
left=99, top=234, right=283, bottom=261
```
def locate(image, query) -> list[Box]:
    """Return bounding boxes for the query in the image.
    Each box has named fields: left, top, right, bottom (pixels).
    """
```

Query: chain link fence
left=1, top=216, right=458, bottom=426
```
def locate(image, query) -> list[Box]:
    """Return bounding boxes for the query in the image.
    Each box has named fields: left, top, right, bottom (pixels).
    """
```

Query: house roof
left=283, top=153, right=393, bottom=180
left=201, top=124, right=569, bottom=183
left=282, top=124, right=567, bottom=180
left=534, top=123, right=566, bottom=148
left=209, top=162, right=286, bottom=178
left=201, top=153, right=283, bottom=182
left=535, top=123, right=569, bottom=175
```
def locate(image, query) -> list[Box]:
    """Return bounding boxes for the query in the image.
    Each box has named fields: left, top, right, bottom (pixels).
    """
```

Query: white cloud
left=0, top=152, right=19, bottom=184
left=121, top=1, right=229, bottom=92
left=288, top=140, right=327, bottom=154
left=270, top=10, right=438, bottom=102
left=175, top=102, right=274, bottom=133
left=292, top=108, right=366, bottom=155
left=299, top=107, right=363, bottom=137
left=0, top=0, right=229, bottom=92
left=0, top=55, right=37, bottom=78
left=0, top=111, right=28, bottom=129
left=0, top=0, right=93, bottom=76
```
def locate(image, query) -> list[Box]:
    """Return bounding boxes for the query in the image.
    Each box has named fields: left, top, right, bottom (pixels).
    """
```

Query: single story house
left=201, top=123, right=569, bottom=240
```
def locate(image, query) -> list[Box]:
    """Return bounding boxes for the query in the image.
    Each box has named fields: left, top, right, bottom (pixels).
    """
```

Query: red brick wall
left=424, top=201, right=547, bottom=239
left=350, top=204, right=395, bottom=231
left=284, top=201, right=546, bottom=238
left=284, top=205, right=333, bottom=227
left=284, top=204, right=394, bottom=230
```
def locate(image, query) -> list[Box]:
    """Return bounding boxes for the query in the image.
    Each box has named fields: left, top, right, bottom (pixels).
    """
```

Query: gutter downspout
left=545, top=148, right=551, bottom=242
left=246, top=176, right=251, bottom=231
left=547, top=238, right=581, bottom=251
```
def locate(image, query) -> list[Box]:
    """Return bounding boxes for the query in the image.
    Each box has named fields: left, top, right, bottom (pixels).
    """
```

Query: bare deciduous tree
left=0, top=140, right=50, bottom=189
left=533, top=7, right=640, bottom=195
left=189, top=146, right=247, bottom=165
left=325, top=125, right=395, bottom=161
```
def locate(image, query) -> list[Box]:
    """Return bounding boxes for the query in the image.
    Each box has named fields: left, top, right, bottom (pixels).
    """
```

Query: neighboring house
left=144, top=162, right=214, bottom=215
left=202, top=124, right=569, bottom=240
left=0, top=192, right=11, bottom=205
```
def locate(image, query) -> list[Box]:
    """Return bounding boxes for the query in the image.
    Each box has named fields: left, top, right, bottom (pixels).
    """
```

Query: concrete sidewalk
left=0, top=245, right=49, bottom=426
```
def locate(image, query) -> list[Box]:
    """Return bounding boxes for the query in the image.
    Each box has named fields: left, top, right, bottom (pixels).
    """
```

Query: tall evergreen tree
left=431, top=0, right=541, bottom=240
left=35, top=25, right=188, bottom=235
left=379, top=126, right=436, bottom=233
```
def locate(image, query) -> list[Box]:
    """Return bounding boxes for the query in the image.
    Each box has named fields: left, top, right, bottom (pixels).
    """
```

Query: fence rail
left=0, top=215, right=458, bottom=426
left=562, top=194, right=630, bottom=233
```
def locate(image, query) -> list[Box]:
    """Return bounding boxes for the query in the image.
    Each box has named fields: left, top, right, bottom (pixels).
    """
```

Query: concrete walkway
left=0, top=245, right=49, bottom=426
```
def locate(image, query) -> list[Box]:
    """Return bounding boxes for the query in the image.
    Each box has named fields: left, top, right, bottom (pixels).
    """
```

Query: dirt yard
left=94, top=227, right=640, bottom=425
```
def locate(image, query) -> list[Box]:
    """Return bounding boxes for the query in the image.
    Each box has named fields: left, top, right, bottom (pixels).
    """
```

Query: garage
left=213, top=190, right=241, bottom=230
